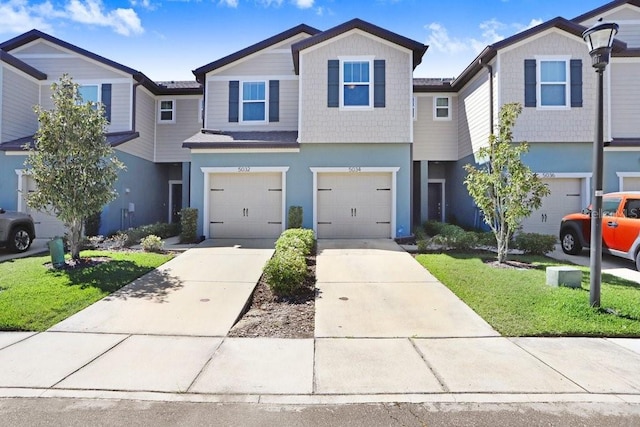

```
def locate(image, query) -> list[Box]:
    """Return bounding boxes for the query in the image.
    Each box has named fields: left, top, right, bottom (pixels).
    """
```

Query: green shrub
left=84, top=211, right=101, bottom=237
left=122, top=222, right=180, bottom=247
left=417, top=239, right=430, bottom=253
left=423, top=220, right=447, bottom=237
left=476, top=231, right=498, bottom=247
left=514, top=232, right=557, bottom=255
left=414, top=227, right=426, bottom=241
left=141, top=234, right=164, bottom=252
left=287, top=206, right=303, bottom=229
left=263, top=249, right=308, bottom=296
left=179, top=208, right=198, bottom=243
left=275, top=228, right=315, bottom=256
left=430, top=227, right=478, bottom=251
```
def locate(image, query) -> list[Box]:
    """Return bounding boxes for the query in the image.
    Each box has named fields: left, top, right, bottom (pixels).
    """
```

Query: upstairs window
left=539, top=60, right=568, bottom=107
left=77, top=85, right=99, bottom=104
left=433, top=97, right=450, bottom=120
left=241, top=81, right=266, bottom=122
left=342, top=60, right=371, bottom=107
left=158, top=99, right=175, bottom=123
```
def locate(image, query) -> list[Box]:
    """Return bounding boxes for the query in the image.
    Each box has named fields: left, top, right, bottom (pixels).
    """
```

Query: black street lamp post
left=582, top=20, right=618, bottom=308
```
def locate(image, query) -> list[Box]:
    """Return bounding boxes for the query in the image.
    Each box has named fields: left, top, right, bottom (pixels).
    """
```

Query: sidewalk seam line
left=409, top=337, right=450, bottom=393
left=185, top=336, right=225, bottom=393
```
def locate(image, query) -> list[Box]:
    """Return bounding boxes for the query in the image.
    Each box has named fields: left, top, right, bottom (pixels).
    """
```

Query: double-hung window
left=341, top=59, right=372, bottom=108
left=433, top=97, right=450, bottom=120
left=158, top=99, right=175, bottom=123
left=538, top=59, right=569, bottom=108
left=242, top=81, right=266, bottom=122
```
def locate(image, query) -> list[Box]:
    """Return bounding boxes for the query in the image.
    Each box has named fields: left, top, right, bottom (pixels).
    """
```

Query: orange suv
left=560, top=192, right=640, bottom=270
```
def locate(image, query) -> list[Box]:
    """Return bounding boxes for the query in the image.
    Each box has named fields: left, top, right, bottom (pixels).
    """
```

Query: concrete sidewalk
left=1, top=239, right=640, bottom=405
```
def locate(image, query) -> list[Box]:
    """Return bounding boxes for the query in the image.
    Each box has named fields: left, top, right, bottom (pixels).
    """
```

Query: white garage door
left=22, top=175, right=67, bottom=239
left=317, top=172, right=392, bottom=238
left=520, top=178, right=583, bottom=236
left=208, top=173, right=282, bottom=238
left=621, top=176, right=640, bottom=191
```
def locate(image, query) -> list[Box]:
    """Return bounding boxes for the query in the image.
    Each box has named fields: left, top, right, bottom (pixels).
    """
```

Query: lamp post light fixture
left=582, top=19, right=618, bottom=308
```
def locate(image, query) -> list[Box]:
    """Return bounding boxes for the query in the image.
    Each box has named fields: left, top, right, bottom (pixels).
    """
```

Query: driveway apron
left=50, top=239, right=275, bottom=337
left=314, top=239, right=498, bottom=338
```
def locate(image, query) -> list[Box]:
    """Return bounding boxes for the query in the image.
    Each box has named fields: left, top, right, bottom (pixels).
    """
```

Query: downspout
left=132, top=82, right=140, bottom=132
left=480, top=59, right=494, bottom=135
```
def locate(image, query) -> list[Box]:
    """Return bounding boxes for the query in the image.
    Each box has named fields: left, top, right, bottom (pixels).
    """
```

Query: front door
left=428, top=182, right=443, bottom=222
left=170, top=182, right=182, bottom=224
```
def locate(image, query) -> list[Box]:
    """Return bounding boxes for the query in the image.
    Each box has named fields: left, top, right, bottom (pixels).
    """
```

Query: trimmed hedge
left=514, top=232, right=557, bottom=255
left=141, top=234, right=164, bottom=252
left=124, top=222, right=180, bottom=247
left=179, top=208, right=198, bottom=244
left=264, top=228, right=316, bottom=297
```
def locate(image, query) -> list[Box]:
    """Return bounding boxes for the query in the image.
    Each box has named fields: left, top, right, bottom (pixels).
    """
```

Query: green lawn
left=0, top=250, right=173, bottom=331
left=416, top=252, right=640, bottom=337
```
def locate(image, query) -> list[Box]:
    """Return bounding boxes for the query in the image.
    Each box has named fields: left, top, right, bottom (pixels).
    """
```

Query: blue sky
left=1, top=0, right=608, bottom=81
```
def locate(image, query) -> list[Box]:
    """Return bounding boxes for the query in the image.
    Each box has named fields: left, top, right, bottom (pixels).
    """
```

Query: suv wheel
left=8, top=227, right=32, bottom=253
left=560, top=229, right=582, bottom=255
left=635, top=251, right=640, bottom=271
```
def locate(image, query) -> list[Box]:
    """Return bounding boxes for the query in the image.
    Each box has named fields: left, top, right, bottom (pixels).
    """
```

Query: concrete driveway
left=314, top=239, right=499, bottom=338
left=50, top=239, right=275, bottom=336
left=0, top=238, right=48, bottom=263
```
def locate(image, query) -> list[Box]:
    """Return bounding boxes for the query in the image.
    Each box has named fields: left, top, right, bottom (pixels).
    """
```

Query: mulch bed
left=228, top=252, right=316, bottom=339
left=45, top=256, right=112, bottom=270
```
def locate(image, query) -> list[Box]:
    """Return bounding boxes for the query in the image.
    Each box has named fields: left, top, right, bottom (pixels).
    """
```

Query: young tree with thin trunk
left=26, top=74, right=124, bottom=261
left=464, top=102, right=550, bottom=263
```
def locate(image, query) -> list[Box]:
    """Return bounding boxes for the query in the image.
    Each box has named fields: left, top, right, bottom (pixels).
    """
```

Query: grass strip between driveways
left=416, top=252, right=640, bottom=337
left=0, top=250, right=173, bottom=331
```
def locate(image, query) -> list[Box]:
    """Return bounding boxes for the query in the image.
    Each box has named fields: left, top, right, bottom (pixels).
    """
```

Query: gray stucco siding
left=189, top=143, right=411, bottom=237
left=118, top=88, right=154, bottom=161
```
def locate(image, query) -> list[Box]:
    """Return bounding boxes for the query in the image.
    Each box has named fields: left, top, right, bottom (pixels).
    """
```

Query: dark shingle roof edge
left=0, top=131, right=140, bottom=151
left=572, top=0, right=640, bottom=23
left=183, top=130, right=299, bottom=148
left=192, top=24, right=321, bottom=82
left=291, top=18, right=428, bottom=74
left=451, top=17, right=627, bottom=90
left=0, top=49, right=47, bottom=80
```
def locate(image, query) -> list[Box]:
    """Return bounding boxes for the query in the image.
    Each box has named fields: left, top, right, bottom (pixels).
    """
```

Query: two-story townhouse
left=411, top=0, right=640, bottom=236
left=184, top=20, right=427, bottom=239
left=0, top=30, right=202, bottom=237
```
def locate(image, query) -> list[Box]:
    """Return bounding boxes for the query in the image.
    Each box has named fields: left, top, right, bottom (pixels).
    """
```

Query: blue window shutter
left=269, top=80, right=279, bottom=122
left=570, top=59, right=583, bottom=108
left=228, top=80, right=239, bottom=122
left=374, top=60, right=385, bottom=108
left=327, top=60, right=339, bottom=108
left=524, top=59, right=536, bottom=107
left=101, top=84, right=112, bottom=122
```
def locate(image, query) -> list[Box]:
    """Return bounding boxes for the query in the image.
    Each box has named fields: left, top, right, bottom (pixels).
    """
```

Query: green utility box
left=48, top=236, right=65, bottom=268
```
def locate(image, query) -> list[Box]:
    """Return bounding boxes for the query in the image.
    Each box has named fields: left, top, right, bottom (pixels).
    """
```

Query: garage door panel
left=23, top=176, right=67, bottom=239
left=317, top=172, right=392, bottom=239
left=520, top=178, right=583, bottom=236
left=208, top=172, right=282, bottom=239
left=622, top=177, right=640, bottom=191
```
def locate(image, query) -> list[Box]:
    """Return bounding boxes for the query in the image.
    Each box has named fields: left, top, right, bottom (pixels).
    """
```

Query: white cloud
left=0, top=0, right=53, bottom=33
left=218, top=0, right=238, bottom=6
left=0, top=0, right=144, bottom=36
left=65, top=0, right=143, bottom=36
left=257, top=0, right=284, bottom=7
left=426, top=17, right=543, bottom=56
left=130, top=0, right=155, bottom=10
left=293, top=0, right=313, bottom=8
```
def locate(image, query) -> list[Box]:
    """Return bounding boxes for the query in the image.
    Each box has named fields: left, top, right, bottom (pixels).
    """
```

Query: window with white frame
left=241, top=81, right=266, bottom=122
left=342, top=60, right=371, bottom=107
left=158, top=99, right=175, bottom=123
left=433, top=96, right=450, bottom=120
left=538, top=59, right=568, bottom=107
left=412, top=96, right=417, bottom=121
left=77, top=85, right=99, bottom=105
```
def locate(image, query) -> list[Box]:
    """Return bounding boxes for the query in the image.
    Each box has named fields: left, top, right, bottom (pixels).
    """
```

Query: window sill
left=536, top=105, right=571, bottom=111
left=338, top=106, right=374, bottom=111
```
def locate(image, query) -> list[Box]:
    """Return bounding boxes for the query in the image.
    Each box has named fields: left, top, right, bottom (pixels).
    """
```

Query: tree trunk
left=69, top=218, right=83, bottom=260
